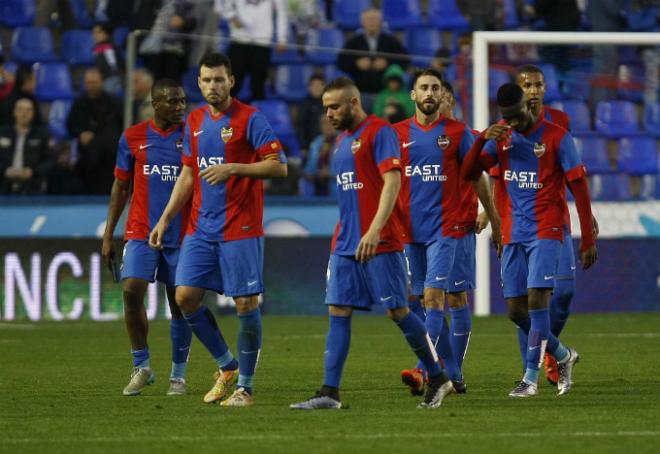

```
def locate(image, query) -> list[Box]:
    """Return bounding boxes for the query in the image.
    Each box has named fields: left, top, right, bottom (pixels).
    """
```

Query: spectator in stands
left=93, top=22, right=125, bottom=96
left=456, top=0, right=499, bottom=31
left=215, top=0, right=289, bottom=100
left=139, top=0, right=197, bottom=83
left=0, top=56, right=15, bottom=105
left=337, top=8, right=409, bottom=108
left=524, top=0, right=581, bottom=75
left=66, top=68, right=123, bottom=195
left=296, top=73, right=325, bottom=157
left=133, top=68, right=155, bottom=124
left=0, top=98, right=52, bottom=194
left=588, top=0, right=626, bottom=106
left=304, top=116, right=336, bottom=196
left=47, top=140, right=84, bottom=194
left=0, top=64, right=43, bottom=127
left=286, top=0, right=324, bottom=48
left=382, top=99, right=408, bottom=124
left=373, top=64, right=415, bottom=120
left=35, top=0, right=77, bottom=31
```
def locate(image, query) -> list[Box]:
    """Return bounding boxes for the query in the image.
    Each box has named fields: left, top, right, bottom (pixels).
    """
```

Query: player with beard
left=395, top=70, right=500, bottom=396
left=290, top=77, right=454, bottom=410
left=150, top=53, right=288, bottom=407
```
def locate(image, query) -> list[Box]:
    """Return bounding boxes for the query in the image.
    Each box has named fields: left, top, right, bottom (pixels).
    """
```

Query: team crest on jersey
left=221, top=127, right=233, bottom=143
left=175, top=139, right=183, bottom=150
left=437, top=135, right=450, bottom=149
left=533, top=142, right=546, bottom=158
left=351, top=139, right=361, bottom=154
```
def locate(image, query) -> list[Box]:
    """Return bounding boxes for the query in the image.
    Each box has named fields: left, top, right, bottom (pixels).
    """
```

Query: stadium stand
left=34, top=63, right=74, bottom=101
left=381, top=0, right=424, bottom=31
left=595, top=100, right=641, bottom=138
left=48, top=99, right=73, bottom=139
left=60, top=29, right=95, bottom=66
left=0, top=0, right=36, bottom=28
left=333, top=0, right=373, bottom=30
left=10, top=27, right=57, bottom=63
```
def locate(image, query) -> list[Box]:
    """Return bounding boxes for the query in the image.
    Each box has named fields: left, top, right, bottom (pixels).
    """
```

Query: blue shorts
left=555, top=230, right=576, bottom=280
left=325, top=252, right=408, bottom=311
left=501, top=239, right=561, bottom=298
left=404, top=237, right=458, bottom=296
left=121, top=240, right=179, bottom=288
left=175, top=233, right=264, bottom=297
left=447, top=232, right=476, bottom=293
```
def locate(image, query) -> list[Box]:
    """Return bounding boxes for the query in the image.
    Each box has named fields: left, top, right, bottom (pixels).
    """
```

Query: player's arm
left=102, top=177, right=131, bottom=270
left=355, top=169, right=401, bottom=263
left=566, top=179, right=600, bottom=240
left=567, top=176, right=597, bottom=269
left=149, top=165, right=194, bottom=250
left=460, top=124, right=507, bottom=181
left=471, top=173, right=503, bottom=257
left=199, top=154, right=287, bottom=184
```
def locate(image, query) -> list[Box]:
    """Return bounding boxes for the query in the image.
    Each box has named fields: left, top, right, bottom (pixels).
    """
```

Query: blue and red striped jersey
left=181, top=100, right=286, bottom=241
left=479, top=118, right=585, bottom=244
left=542, top=105, right=570, bottom=131
left=394, top=116, right=476, bottom=242
left=114, top=119, right=188, bottom=247
left=331, top=115, right=404, bottom=255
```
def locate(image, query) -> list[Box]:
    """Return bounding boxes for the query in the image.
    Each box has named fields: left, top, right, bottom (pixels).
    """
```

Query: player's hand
left=149, top=221, right=168, bottom=250
left=355, top=228, right=380, bottom=263
left=101, top=236, right=115, bottom=272
left=484, top=124, right=510, bottom=141
left=475, top=211, right=489, bottom=234
left=592, top=215, right=599, bottom=240
left=200, top=164, right=234, bottom=185
left=579, top=245, right=597, bottom=270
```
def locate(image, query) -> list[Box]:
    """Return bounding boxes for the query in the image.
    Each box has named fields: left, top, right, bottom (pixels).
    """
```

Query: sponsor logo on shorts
left=544, top=275, right=554, bottom=280
left=247, top=280, right=258, bottom=286
left=435, top=276, right=448, bottom=281
left=380, top=295, right=393, bottom=302
left=454, top=280, right=466, bottom=286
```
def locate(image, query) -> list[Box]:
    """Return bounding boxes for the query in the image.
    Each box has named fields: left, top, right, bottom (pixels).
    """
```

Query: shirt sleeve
left=481, top=139, right=499, bottom=168
left=457, top=126, right=476, bottom=162
left=558, top=132, right=586, bottom=181
left=373, top=126, right=402, bottom=174
left=247, top=112, right=287, bottom=163
left=113, top=133, right=134, bottom=181
left=181, top=121, right=194, bottom=167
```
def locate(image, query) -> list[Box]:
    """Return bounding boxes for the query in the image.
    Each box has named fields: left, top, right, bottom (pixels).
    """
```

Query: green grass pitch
left=1, top=313, right=659, bottom=453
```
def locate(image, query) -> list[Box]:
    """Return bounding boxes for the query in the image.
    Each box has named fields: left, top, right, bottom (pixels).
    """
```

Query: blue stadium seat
left=3, top=61, right=18, bottom=76
left=113, top=26, right=129, bottom=48
left=182, top=68, right=204, bottom=103
left=489, top=68, right=510, bottom=101
left=381, top=0, right=423, bottom=31
left=562, top=70, right=590, bottom=101
left=324, top=64, right=350, bottom=82
left=274, top=64, right=314, bottom=102
left=306, top=28, right=344, bottom=65
left=10, top=27, right=57, bottom=63
left=61, top=29, right=95, bottom=65
left=590, top=174, right=627, bottom=201
left=428, top=0, right=469, bottom=32
left=643, top=103, right=660, bottom=138
left=270, top=30, right=306, bottom=65
left=0, top=0, right=36, bottom=28
left=252, top=100, right=294, bottom=135
left=502, top=0, right=520, bottom=29
left=539, top=64, right=560, bottom=102
left=68, top=0, right=94, bottom=28
left=595, top=100, right=640, bottom=138
left=48, top=100, right=73, bottom=139
left=574, top=135, right=615, bottom=174
left=34, top=63, right=74, bottom=100
left=236, top=75, right=252, bottom=101
left=404, top=27, right=441, bottom=68
left=617, top=64, right=645, bottom=103
left=617, top=137, right=659, bottom=176
left=333, top=0, right=373, bottom=30
left=550, top=100, right=591, bottom=135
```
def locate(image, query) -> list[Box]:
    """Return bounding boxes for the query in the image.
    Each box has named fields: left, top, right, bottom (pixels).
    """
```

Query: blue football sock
left=170, top=318, right=192, bottom=379
left=449, top=305, right=472, bottom=370
left=550, top=279, right=575, bottom=337
left=323, top=315, right=352, bottom=389
left=409, top=298, right=426, bottom=321
left=397, top=312, right=441, bottom=377
left=425, top=309, right=461, bottom=380
left=183, top=306, right=237, bottom=371
left=524, top=309, right=550, bottom=383
left=132, top=347, right=150, bottom=369
left=237, top=308, right=262, bottom=395
left=515, top=317, right=531, bottom=374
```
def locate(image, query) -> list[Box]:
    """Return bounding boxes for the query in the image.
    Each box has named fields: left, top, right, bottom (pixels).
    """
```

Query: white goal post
left=472, top=31, right=660, bottom=316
